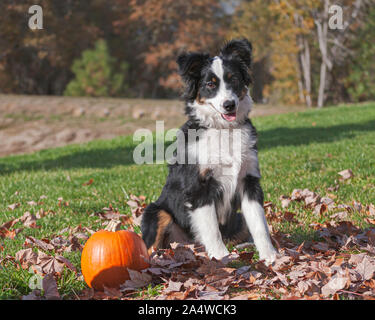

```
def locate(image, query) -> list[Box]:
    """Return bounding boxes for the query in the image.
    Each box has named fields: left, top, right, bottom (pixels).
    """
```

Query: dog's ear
left=220, top=39, right=252, bottom=68
left=177, top=52, right=210, bottom=83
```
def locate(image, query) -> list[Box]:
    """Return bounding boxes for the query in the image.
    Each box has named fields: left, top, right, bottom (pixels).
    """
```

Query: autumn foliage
left=0, top=0, right=374, bottom=106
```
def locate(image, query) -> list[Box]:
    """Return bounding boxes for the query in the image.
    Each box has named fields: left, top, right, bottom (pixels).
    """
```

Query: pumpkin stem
left=105, top=220, right=122, bottom=232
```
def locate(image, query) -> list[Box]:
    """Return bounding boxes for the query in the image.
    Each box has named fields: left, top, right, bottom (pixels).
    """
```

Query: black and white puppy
left=141, top=39, right=278, bottom=265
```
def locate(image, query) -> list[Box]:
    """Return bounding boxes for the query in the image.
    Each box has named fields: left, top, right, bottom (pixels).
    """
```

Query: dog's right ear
left=177, top=52, right=210, bottom=83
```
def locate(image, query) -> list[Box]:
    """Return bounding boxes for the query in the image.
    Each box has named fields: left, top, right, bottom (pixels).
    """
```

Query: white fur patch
left=241, top=195, right=277, bottom=265
left=189, top=204, right=229, bottom=259
left=187, top=123, right=260, bottom=225
left=188, top=91, right=253, bottom=129
left=206, top=57, right=239, bottom=114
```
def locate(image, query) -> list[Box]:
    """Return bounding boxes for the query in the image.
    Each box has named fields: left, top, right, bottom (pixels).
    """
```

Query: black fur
left=177, top=52, right=210, bottom=102
left=141, top=39, right=263, bottom=251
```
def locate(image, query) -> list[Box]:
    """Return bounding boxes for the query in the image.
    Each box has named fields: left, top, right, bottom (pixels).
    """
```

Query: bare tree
left=294, top=13, right=312, bottom=107
left=313, top=0, right=365, bottom=108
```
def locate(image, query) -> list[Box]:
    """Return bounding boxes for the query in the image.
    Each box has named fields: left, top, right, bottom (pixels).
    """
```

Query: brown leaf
left=283, top=211, right=296, bottom=222
left=0, top=217, right=20, bottom=230
left=0, top=228, right=17, bottom=239
left=55, top=255, right=77, bottom=272
left=198, top=287, right=228, bottom=300
left=311, top=242, right=330, bottom=252
left=355, top=256, right=375, bottom=281
left=103, top=286, right=123, bottom=299
left=330, top=211, right=348, bottom=220
left=239, top=251, right=254, bottom=262
left=290, top=189, right=303, bottom=201
left=42, top=274, right=60, bottom=300
left=121, top=269, right=152, bottom=290
left=82, top=178, right=94, bottom=186
left=22, top=290, right=42, bottom=300
left=338, top=169, right=354, bottom=180
left=313, top=203, right=328, bottom=216
left=20, top=212, right=38, bottom=228
left=126, top=200, right=139, bottom=208
left=321, top=275, right=350, bottom=297
left=36, top=253, right=64, bottom=274
left=15, top=248, right=38, bottom=268
left=78, top=288, right=95, bottom=300
left=367, top=204, right=375, bottom=217
left=24, top=236, right=54, bottom=251
left=170, top=243, right=197, bottom=265
left=365, top=218, right=375, bottom=226
left=305, top=194, right=321, bottom=208
left=280, top=196, right=291, bottom=209
left=164, top=280, right=184, bottom=293
left=8, top=203, right=20, bottom=210
left=94, top=208, right=125, bottom=221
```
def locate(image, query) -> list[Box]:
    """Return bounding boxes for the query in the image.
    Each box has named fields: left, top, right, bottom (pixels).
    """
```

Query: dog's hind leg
left=141, top=203, right=190, bottom=253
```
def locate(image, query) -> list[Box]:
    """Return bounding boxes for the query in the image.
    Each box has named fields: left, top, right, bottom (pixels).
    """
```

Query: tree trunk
left=318, top=59, right=327, bottom=108
left=294, top=13, right=312, bottom=107
left=315, top=0, right=330, bottom=108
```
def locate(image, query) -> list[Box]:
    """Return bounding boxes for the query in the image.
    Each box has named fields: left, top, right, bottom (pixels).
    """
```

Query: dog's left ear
left=220, top=39, right=252, bottom=68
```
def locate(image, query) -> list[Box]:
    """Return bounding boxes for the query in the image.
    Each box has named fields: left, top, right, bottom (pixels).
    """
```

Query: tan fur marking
left=199, top=168, right=212, bottom=181
left=196, top=92, right=206, bottom=105
left=151, top=210, right=172, bottom=250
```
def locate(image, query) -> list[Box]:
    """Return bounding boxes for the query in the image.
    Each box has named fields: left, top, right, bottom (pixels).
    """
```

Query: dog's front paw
left=259, top=247, right=278, bottom=266
left=208, top=246, right=230, bottom=260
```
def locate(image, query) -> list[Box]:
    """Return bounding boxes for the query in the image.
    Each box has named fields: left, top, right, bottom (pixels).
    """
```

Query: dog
left=141, top=39, right=278, bottom=265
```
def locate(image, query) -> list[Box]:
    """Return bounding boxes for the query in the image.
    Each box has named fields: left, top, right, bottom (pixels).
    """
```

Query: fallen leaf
left=121, top=269, right=152, bottom=290
left=82, top=179, right=94, bottom=186
left=355, top=256, right=375, bottom=281
left=321, top=275, right=349, bottom=297
left=15, top=248, right=38, bottom=270
left=24, top=236, right=54, bottom=251
left=22, top=290, right=42, bottom=300
left=8, top=203, right=20, bottom=211
left=20, top=212, right=38, bottom=228
left=338, top=169, right=354, bottom=180
left=103, top=286, right=122, bottom=299
left=42, top=274, right=60, bottom=300
left=164, top=280, right=184, bottom=293
left=36, top=250, right=65, bottom=274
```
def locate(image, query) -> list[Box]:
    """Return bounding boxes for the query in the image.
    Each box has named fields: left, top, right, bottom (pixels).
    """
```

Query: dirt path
left=0, top=94, right=306, bottom=157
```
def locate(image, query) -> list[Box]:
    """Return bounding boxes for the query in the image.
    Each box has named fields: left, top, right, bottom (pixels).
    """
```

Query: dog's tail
left=141, top=202, right=190, bottom=252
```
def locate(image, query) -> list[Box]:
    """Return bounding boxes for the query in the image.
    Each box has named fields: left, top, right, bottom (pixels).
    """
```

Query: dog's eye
left=206, top=81, right=216, bottom=89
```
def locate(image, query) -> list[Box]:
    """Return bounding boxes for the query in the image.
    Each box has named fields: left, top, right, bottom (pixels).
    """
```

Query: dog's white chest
left=188, top=125, right=260, bottom=224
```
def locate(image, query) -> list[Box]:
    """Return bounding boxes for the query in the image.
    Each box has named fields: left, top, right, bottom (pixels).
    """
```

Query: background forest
left=0, top=0, right=374, bottom=107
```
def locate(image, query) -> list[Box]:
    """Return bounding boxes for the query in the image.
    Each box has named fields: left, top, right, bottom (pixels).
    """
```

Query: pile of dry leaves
left=1, top=186, right=375, bottom=300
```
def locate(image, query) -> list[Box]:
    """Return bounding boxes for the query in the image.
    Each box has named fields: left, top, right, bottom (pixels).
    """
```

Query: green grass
left=1, top=102, right=375, bottom=299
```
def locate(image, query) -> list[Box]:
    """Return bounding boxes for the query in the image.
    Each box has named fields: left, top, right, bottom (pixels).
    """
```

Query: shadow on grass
left=257, top=119, right=375, bottom=149
left=0, top=119, right=374, bottom=175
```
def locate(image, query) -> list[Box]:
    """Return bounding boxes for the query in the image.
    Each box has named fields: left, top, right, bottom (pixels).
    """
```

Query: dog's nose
left=223, top=100, right=236, bottom=112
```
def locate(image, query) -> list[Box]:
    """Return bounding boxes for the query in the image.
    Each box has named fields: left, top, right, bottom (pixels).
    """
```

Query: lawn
left=0, top=102, right=374, bottom=300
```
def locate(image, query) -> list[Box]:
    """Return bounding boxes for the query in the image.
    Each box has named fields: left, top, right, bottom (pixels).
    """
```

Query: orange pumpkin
left=81, top=230, right=150, bottom=290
